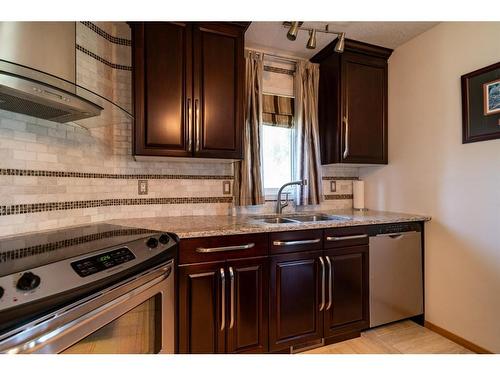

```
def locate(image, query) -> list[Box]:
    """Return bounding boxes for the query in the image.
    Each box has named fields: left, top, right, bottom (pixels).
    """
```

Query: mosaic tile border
left=80, top=22, right=132, bottom=46
left=0, top=228, right=156, bottom=263
left=0, top=169, right=234, bottom=180
left=76, top=44, right=132, bottom=71
left=324, top=194, right=353, bottom=200
left=322, top=176, right=359, bottom=181
left=1, top=197, right=233, bottom=216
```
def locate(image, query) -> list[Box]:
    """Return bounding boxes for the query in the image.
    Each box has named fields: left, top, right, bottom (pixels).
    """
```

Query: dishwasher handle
left=374, top=231, right=418, bottom=238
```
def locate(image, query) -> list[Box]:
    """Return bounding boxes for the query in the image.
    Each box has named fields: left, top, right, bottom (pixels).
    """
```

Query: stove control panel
left=71, top=247, right=136, bottom=277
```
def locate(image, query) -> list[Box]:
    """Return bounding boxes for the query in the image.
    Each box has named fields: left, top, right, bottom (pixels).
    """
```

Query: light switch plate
left=330, top=181, right=337, bottom=193
left=138, top=180, right=148, bottom=195
left=223, top=180, right=231, bottom=195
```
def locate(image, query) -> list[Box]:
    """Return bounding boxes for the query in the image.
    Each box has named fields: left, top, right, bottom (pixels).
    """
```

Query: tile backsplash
left=0, top=22, right=358, bottom=237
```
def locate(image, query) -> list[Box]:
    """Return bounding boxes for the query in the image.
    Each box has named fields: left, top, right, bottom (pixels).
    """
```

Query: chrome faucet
left=275, top=179, right=307, bottom=214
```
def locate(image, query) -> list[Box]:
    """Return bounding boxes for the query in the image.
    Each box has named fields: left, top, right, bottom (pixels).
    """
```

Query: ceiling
left=245, top=22, right=439, bottom=58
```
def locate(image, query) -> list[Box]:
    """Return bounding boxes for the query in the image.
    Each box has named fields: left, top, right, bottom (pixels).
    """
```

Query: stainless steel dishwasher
left=368, top=223, right=423, bottom=328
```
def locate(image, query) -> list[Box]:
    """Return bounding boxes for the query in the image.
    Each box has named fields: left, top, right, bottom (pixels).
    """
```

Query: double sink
left=253, top=213, right=350, bottom=225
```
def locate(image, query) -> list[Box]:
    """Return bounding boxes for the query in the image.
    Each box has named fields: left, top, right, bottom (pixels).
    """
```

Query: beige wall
left=360, top=22, right=500, bottom=352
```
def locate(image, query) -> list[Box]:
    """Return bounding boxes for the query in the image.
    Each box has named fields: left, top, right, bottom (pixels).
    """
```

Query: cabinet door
left=269, top=251, right=324, bottom=352
left=192, top=23, right=244, bottom=159
left=226, top=257, right=268, bottom=353
left=132, top=22, right=193, bottom=157
left=178, top=261, right=226, bottom=353
left=341, top=52, right=387, bottom=164
left=324, top=245, right=369, bottom=339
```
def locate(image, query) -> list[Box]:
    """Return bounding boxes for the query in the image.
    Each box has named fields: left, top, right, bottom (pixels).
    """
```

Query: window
left=261, top=93, right=295, bottom=197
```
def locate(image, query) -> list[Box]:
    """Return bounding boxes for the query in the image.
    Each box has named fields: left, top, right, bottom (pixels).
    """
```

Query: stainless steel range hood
left=0, top=22, right=102, bottom=123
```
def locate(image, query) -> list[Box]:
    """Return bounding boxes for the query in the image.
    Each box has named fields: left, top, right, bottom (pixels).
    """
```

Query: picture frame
left=461, top=61, right=500, bottom=144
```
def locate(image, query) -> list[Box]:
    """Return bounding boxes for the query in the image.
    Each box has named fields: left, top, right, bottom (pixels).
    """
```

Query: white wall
left=360, top=22, right=500, bottom=353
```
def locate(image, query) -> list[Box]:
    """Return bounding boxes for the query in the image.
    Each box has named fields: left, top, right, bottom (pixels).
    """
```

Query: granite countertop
left=108, top=209, right=431, bottom=239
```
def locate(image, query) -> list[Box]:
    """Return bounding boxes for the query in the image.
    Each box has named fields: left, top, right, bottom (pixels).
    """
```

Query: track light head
left=334, top=32, right=345, bottom=53
left=306, top=29, right=317, bottom=49
left=287, top=22, right=300, bottom=41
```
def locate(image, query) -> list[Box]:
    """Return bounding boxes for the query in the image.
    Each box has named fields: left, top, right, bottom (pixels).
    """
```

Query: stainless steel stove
left=0, top=223, right=177, bottom=354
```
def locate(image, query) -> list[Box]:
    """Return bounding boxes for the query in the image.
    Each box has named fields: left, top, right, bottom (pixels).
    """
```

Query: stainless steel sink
left=286, top=214, right=349, bottom=222
left=252, top=213, right=350, bottom=225
left=257, top=217, right=301, bottom=224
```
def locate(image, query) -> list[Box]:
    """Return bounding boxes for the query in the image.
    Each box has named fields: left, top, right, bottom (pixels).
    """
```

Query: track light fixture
left=306, top=29, right=317, bottom=49
left=287, top=21, right=300, bottom=41
left=283, top=22, right=346, bottom=52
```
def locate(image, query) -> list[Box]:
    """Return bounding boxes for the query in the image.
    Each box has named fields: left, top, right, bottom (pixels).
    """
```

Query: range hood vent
left=0, top=73, right=102, bottom=122
left=0, top=22, right=102, bottom=123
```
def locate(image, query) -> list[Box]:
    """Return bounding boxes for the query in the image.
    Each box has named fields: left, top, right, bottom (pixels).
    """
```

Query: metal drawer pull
left=326, top=234, right=368, bottom=242
left=220, top=268, right=225, bottom=332
left=272, top=239, right=321, bottom=246
left=196, top=243, right=255, bottom=253
left=187, top=98, right=192, bottom=152
left=319, top=256, right=325, bottom=311
left=325, top=256, right=332, bottom=311
left=229, top=266, right=235, bottom=329
left=343, top=115, right=349, bottom=159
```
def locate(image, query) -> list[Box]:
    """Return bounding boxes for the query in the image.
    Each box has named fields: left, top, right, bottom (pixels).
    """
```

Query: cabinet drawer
left=270, top=230, right=323, bottom=255
left=324, top=227, right=369, bottom=249
left=179, top=233, right=268, bottom=264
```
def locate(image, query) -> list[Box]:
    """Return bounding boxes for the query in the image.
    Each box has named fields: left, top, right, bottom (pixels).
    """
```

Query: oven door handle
left=0, top=262, right=173, bottom=354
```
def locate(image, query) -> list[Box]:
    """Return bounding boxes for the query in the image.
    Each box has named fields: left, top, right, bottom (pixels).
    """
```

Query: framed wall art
left=461, top=61, right=500, bottom=143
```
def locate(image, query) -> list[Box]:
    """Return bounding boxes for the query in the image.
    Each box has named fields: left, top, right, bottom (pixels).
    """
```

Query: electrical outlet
left=138, top=180, right=148, bottom=195
left=330, top=181, right=337, bottom=192
left=222, top=180, right=231, bottom=195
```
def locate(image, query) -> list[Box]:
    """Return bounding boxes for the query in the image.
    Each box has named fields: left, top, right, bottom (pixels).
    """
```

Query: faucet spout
left=275, top=179, right=307, bottom=214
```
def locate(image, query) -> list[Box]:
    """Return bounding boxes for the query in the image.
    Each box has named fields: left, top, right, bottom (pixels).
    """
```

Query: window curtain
left=294, top=60, right=323, bottom=205
left=234, top=51, right=265, bottom=206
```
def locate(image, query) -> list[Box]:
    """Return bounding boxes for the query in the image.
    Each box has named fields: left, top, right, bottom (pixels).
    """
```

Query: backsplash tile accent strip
left=1, top=197, right=233, bottom=216
left=80, top=22, right=132, bottom=46
left=324, top=194, right=354, bottom=200
left=76, top=44, right=132, bottom=71
left=322, top=176, right=359, bottom=181
left=0, top=169, right=233, bottom=180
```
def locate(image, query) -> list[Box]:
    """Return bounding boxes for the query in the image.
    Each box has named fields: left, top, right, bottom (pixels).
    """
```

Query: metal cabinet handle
left=325, top=256, right=332, bottom=311
left=326, top=234, right=368, bottom=242
left=195, top=99, right=200, bottom=152
left=343, top=115, right=349, bottom=159
left=272, top=239, right=321, bottom=247
left=196, top=243, right=255, bottom=253
left=319, top=256, right=325, bottom=311
left=187, top=99, right=192, bottom=152
left=229, top=266, right=235, bottom=329
left=220, top=268, right=225, bottom=332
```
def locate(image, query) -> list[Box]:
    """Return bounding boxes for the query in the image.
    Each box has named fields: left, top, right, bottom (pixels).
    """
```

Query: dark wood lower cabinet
left=269, top=251, right=323, bottom=352
left=324, top=245, right=369, bottom=341
left=178, top=257, right=268, bottom=353
left=226, top=257, right=268, bottom=353
left=178, top=261, right=225, bottom=353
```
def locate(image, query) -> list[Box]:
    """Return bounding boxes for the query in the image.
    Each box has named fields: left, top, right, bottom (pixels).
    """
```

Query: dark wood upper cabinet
left=193, top=23, right=244, bottom=159
left=311, top=39, right=393, bottom=165
left=132, top=22, right=192, bottom=157
left=131, top=22, right=247, bottom=159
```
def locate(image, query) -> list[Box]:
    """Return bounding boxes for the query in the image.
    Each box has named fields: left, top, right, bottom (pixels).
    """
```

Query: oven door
left=0, top=261, right=174, bottom=354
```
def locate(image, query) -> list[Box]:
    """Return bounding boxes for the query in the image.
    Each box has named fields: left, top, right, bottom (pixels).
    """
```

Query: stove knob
left=159, top=234, right=170, bottom=245
left=146, top=237, right=159, bottom=249
left=0, top=286, right=4, bottom=299
left=16, top=272, right=41, bottom=291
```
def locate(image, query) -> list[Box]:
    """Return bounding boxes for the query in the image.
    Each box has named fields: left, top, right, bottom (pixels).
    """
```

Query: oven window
left=62, top=294, right=162, bottom=354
